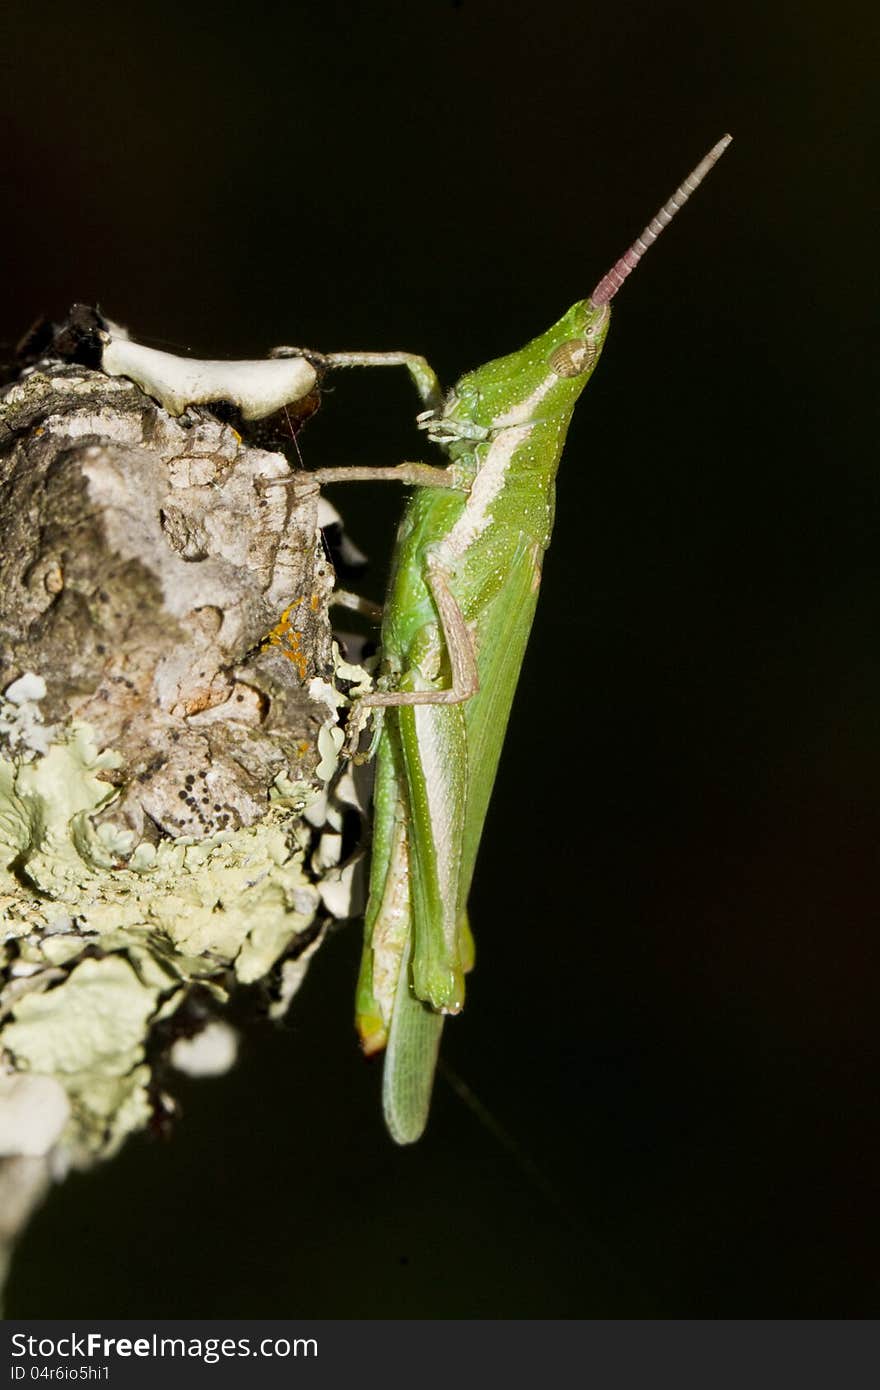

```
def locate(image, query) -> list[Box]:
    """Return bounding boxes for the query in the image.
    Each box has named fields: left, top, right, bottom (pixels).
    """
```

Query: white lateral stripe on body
left=490, top=376, right=558, bottom=430
left=441, top=424, right=532, bottom=560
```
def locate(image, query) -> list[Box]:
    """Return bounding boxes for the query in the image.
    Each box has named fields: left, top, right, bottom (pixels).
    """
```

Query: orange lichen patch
left=309, top=593, right=320, bottom=611
left=183, top=690, right=221, bottom=716
left=182, top=682, right=266, bottom=726
left=170, top=682, right=231, bottom=719
left=296, top=740, right=310, bottom=757
left=263, top=599, right=309, bottom=679
left=284, top=631, right=308, bottom=680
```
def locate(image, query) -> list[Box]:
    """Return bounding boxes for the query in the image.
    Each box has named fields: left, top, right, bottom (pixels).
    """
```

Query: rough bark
left=0, top=322, right=366, bottom=1304
left=0, top=354, right=334, bottom=832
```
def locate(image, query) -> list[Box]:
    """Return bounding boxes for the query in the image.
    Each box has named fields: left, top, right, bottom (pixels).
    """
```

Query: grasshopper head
left=441, top=136, right=731, bottom=439
left=445, top=298, right=611, bottom=434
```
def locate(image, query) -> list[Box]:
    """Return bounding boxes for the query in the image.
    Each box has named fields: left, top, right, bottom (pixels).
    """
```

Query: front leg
left=322, top=351, right=443, bottom=412
left=270, top=346, right=443, bottom=412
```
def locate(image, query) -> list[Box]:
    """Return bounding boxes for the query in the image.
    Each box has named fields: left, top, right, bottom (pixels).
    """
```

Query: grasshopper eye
left=549, top=338, right=597, bottom=378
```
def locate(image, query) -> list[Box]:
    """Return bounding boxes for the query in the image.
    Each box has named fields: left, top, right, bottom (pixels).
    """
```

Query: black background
left=2, top=0, right=878, bottom=1316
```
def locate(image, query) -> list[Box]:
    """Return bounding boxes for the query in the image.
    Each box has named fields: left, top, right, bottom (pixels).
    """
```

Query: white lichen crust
left=101, top=336, right=319, bottom=420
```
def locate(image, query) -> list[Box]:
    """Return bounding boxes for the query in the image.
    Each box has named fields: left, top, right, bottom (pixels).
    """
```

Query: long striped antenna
left=590, top=134, right=732, bottom=306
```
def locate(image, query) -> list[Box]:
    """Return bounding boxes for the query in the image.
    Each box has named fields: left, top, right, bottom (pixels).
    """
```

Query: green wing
left=458, top=535, right=543, bottom=907
left=380, top=692, right=467, bottom=1143
left=380, top=536, right=543, bottom=1143
left=382, top=930, right=445, bottom=1143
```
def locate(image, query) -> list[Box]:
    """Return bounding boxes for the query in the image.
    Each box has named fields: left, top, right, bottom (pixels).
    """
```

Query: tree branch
left=0, top=323, right=367, bottom=1301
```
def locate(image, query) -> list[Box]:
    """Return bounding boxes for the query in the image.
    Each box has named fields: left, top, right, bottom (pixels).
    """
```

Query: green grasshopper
left=275, top=136, right=731, bottom=1142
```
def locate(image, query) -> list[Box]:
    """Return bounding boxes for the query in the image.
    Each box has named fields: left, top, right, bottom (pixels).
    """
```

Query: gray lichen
left=0, top=343, right=369, bottom=1285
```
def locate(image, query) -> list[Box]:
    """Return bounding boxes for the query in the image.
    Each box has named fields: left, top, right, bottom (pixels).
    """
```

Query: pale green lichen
left=0, top=1072, right=70, bottom=1158
left=309, top=642, right=374, bottom=782
left=316, top=723, right=345, bottom=781
left=0, top=719, right=325, bottom=1164
left=2, top=957, right=156, bottom=1162
left=0, top=674, right=55, bottom=759
left=170, top=1020, right=238, bottom=1077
